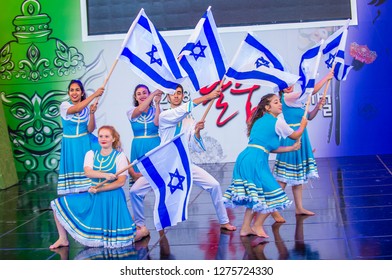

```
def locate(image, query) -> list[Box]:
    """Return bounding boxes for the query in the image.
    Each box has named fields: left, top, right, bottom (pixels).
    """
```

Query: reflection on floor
left=1, top=154, right=392, bottom=260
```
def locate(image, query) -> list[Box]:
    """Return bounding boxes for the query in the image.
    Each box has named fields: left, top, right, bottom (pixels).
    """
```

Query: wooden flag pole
left=200, top=78, right=225, bottom=122
left=92, top=58, right=119, bottom=107
left=303, top=93, right=312, bottom=118
left=318, top=63, right=335, bottom=110
left=93, top=160, right=136, bottom=189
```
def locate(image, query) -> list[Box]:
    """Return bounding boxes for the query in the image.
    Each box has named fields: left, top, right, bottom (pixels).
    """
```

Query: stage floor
left=1, top=154, right=392, bottom=260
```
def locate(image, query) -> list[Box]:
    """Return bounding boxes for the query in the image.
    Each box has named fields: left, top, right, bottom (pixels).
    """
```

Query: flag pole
left=302, top=39, right=324, bottom=117
left=318, top=62, right=336, bottom=110
left=93, top=161, right=137, bottom=189
left=200, top=78, right=225, bottom=122
left=92, top=8, right=144, bottom=106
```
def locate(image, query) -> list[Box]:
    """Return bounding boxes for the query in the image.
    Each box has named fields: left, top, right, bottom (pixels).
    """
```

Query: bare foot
left=271, top=211, right=286, bottom=223
left=251, top=226, right=269, bottom=238
left=240, top=227, right=256, bottom=237
left=49, top=238, right=69, bottom=249
left=220, top=223, right=237, bottom=231
left=296, top=209, right=315, bottom=216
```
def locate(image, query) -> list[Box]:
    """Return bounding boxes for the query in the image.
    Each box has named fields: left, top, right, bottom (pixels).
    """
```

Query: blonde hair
left=98, top=125, right=122, bottom=151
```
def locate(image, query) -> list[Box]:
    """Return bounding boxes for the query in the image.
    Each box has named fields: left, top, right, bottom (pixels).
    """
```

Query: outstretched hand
left=326, top=69, right=334, bottom=80
left=153, top=90, right=163, bottom=104
left=207, top=89, right=221, bottom=100
left=317, top=97, right=326, bottom=109
left=94, top=87, right=105, bottom=97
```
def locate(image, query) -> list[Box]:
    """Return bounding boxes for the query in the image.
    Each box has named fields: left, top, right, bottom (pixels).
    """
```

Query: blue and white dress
left=273, top=96, right=318, bottom=187
left=51, top=149, right=136, bottom=248
left=223, top=113, right=293, bottom=213
left=127, top=106, right=160, bottom=172
left=57, top=101, right=92, bottom=195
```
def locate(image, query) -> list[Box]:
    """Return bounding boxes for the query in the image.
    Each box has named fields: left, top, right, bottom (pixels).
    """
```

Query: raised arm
left=312, top=69, right=334, bottom=95
left=153, top=93, right=162, bottom=126
left=192, top=88, right=220, bottom=105
left=308, top=97, right=326, bottom=120
left=67, top=87, right=104, bottom=115
left=131, top=89, right=163, bottom=119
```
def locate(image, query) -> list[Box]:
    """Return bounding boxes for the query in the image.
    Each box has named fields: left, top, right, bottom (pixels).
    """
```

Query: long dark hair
left=247, top=93, right=275, bottom=137
left=133, top=84, right=150, bottom=106
left=68, top=79, right=86, bottom=101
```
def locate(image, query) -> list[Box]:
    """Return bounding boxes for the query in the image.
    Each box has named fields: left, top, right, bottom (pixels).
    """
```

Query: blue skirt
left=223, top=146, right=291, bottom=213
left=273, top=128, right=318, bottom=187
left=130, top=136, right=160, bottom=172
left=57, top=134, right=92, bottom=195
left=51, top=188, right=136, bottom=248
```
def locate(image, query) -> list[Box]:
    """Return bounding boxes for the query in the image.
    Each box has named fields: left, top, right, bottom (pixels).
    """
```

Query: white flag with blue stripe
left=178, top=6, right=227, bottom=91
left=118, top=9, right=187, bottom=92
left=225, top=33, right=300, bottom=92
left=322, top=20, right=353, bottom=81
left=135, top=133, right=192, bottom=230
left=298, top=40, right=323, bottom=99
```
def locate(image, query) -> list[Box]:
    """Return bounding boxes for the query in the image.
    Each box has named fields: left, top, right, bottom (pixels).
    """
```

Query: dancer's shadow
left=240, top=236, right=269, bottom=260
left=158, top=234, right=175, bottom=260
left=50, top=246, right=69, bottom=260
left=289, top=215, right=320, bottom=260
left=73, top=245, right=138, bottom=260
left=240, top=215, right=319, bottom=260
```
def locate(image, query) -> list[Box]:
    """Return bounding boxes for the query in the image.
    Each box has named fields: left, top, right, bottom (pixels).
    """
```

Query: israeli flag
left=118, top=9, right=187, bottom=92
left=225, top=33, right=300, bottom=92
left=135, top=133, right=192, bottom=230
left=322, top=20, right=353, bottom=81
left=298, top=40, right=323, bottom=98
left=179, top=6, right=227, bottom=91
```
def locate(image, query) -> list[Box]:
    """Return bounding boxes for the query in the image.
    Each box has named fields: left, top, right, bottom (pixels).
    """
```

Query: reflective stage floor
left=1, top=154, right=392, bottom=260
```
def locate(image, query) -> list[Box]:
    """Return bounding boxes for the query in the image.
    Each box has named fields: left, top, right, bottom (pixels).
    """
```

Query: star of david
left=190, top=40, right=207, bottom=61
left=146, top=45, right=163, bottom=66
left=167, top=169, right=185, bottom=194
left=255, top=56, right=270, bottom=68
left=325, top=53, right=335, bottom=68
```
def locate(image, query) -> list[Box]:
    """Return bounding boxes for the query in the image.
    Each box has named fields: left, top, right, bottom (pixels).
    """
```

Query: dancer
left=50, top=125, right=137, bottom=249
left=130, top=84, right=236, bottom=239
left=57, top=79, right=104, bottom=195
left=272, top=70, right=333, bottom=222
left=126, top=84, right=163, bottom=180
left=223, top=93, right=307, bottom=238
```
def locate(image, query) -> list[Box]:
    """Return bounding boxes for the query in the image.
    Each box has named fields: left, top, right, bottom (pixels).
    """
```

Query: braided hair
left=247, top=93, right=276, bottom=137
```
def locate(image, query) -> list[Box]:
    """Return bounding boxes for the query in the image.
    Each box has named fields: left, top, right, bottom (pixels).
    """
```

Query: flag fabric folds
left=134, top=133, right=193, bottom=230
left=178, top=6, right=227, bottom=91
left=322, top=20, right=352, bottom=81
left=225, top=33, right=300, bottom=92
left=298, top=40, right=323, bottom=99
left=118, top=9, right=187, bottom=92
